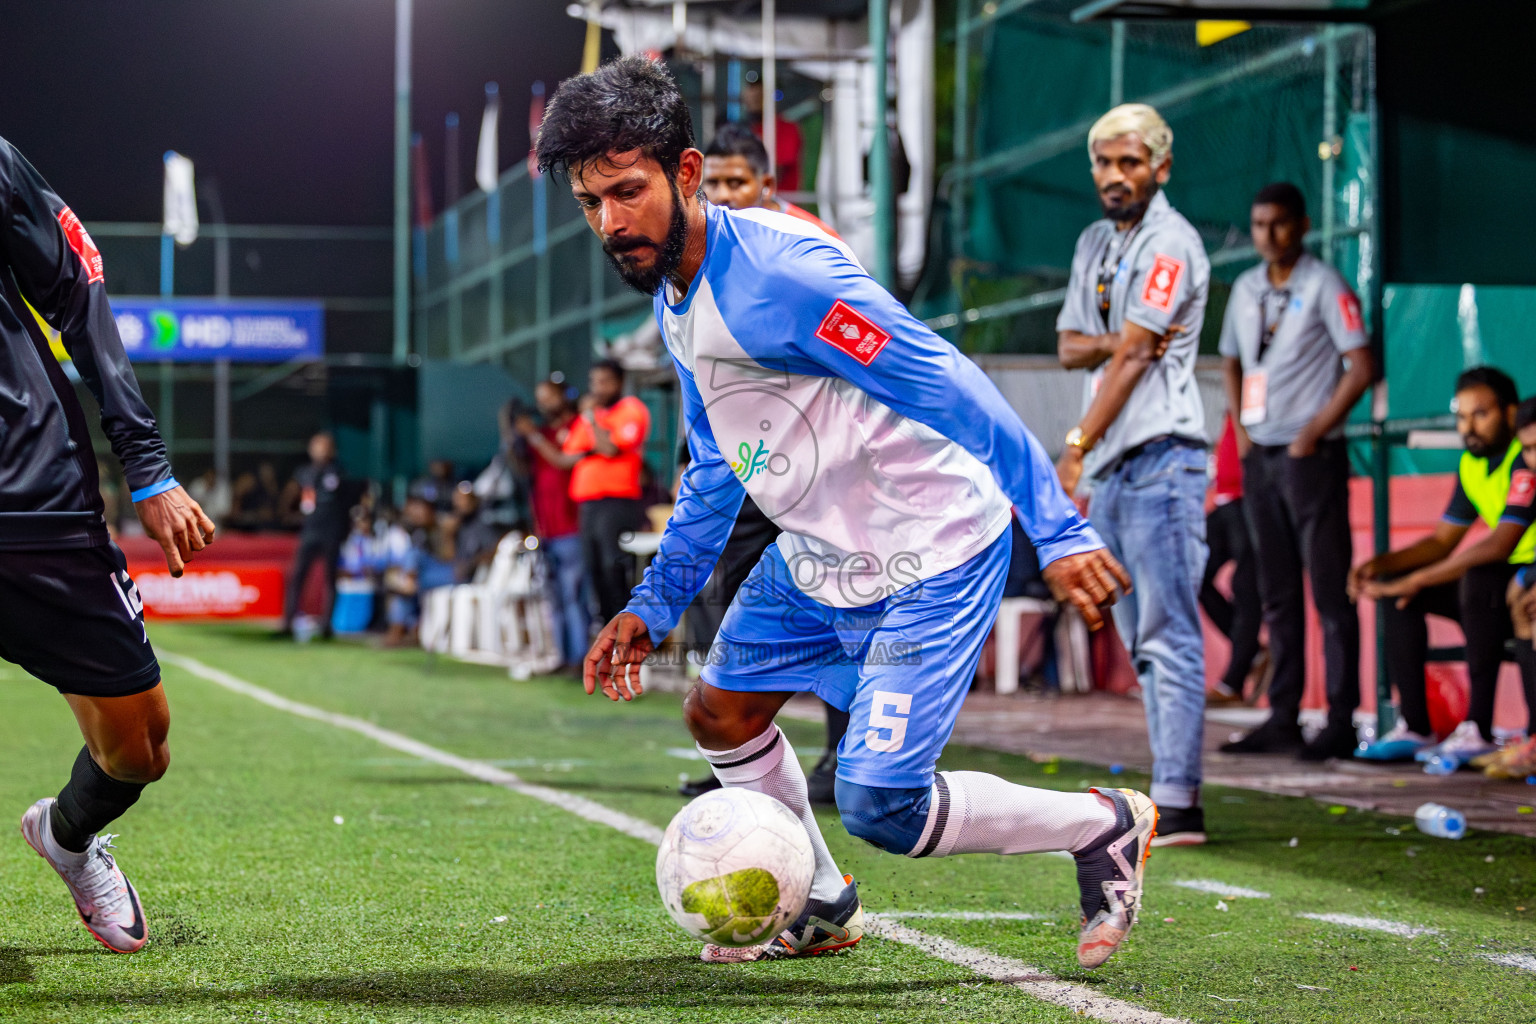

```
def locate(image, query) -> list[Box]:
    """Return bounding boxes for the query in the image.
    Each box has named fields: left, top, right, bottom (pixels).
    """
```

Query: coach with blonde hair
left=1055, top=103, right=1212, bottom=846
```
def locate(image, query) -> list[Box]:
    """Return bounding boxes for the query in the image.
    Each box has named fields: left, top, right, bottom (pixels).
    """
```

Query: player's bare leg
left=21, top=684, right=170, bottom=953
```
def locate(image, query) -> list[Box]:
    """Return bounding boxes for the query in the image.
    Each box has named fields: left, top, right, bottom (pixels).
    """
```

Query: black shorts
left=0, top=543, right=161, bottom=697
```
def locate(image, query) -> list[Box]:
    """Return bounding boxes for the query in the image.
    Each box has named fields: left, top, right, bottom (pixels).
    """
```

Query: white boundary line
left=876, top=911, right=1050, bottom=921
left=1295, top=913, right=1439, bottom=938
left=1483, top=953, right=1536, bottom=973
left=164, top=650, right=1185, bottom=1024
left=1171, top=880, right=1271, bottom=900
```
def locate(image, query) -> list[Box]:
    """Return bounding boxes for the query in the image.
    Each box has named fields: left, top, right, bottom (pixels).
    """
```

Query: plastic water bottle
left=1414, top=802, right=1467, bottom=840
left=1422, top=753, right=1461, bottom=776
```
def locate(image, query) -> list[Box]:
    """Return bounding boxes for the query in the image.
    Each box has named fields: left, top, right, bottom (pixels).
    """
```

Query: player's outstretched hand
left=584, top=611, right=655, bottom=702
left=135, top=485, right=216, bottom=578
left=1042, top=548, right=1132, bottom=632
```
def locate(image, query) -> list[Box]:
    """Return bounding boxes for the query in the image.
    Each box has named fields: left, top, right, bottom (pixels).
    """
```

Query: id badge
left=1240, top=371, right=1268, bottom=427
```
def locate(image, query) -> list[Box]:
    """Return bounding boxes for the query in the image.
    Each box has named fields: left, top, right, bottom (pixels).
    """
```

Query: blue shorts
left=700, top=529, right=1011, bottom=789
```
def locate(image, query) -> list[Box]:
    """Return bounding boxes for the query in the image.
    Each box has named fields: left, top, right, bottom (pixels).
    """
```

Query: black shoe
left=1218, top=717, right=1304, bottom=754
left=678, top=774, right=722, bottom=798
left=1297, top=721, right=1358, bottom=762
left=1149, top=804, right=1206, bottom=847
left=806, top=753, right=838, bottom=806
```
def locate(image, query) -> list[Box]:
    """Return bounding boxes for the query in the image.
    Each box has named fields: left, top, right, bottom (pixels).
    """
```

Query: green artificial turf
left=0, top=622, right=1530, bottom=1023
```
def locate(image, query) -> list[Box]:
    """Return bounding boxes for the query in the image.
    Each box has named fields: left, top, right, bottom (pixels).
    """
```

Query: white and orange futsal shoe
left=1073, top=787, right=1156, bottom=969
left=21, top=798, right=147, bottom=953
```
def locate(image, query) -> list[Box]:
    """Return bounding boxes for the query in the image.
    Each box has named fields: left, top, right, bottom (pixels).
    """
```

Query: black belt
left=1116, top=434, right=1205, bottom=468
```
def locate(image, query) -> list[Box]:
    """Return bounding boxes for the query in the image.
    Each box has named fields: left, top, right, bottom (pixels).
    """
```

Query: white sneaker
left=20, top=798, right=148, bottom=953
left=1416, top=721, right=1496, bottom=764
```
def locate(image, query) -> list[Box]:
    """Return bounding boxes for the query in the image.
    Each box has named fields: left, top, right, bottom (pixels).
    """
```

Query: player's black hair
left=1515, top=396, right=1536, bottom=431
left=536, top=56, right=695, bottom=181
left=705, top=122, right=770, bottom=177
left=591, top=358, right=625, bottom=384
left=1253, top=182, right=1307, bottom=222
left=1455, top=365, right=1518, bottom=409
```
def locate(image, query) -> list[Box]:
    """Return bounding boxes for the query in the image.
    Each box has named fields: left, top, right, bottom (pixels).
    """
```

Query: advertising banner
left=112, top=298, right=323, bottom=363
left=128, top=565, right=286, bottom=618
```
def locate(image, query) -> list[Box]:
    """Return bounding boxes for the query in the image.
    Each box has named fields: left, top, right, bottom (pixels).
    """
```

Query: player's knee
left=97, top=741, right=169, bottom=784
left=835, top=779, right=931, bottom=856
left=682, top=684, right=776, bottom=750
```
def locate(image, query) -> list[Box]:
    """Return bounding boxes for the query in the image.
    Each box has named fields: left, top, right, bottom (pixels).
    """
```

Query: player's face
left=571, top=149, right=691, bottom=295
left=703, top=155, right=770, bottom=210
left=1518, top=421, right=1536, bottom=470
left=1090, top=135, right=1169, bottom=223
left=1454, top=384, right=1513, bottom=459
left=1251, top=203, right=1309, bottom=264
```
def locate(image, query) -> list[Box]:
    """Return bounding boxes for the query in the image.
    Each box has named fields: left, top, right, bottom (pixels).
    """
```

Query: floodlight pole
left=869, top=0, right=894, bottom=289
left=763, top=0, right=776, bottom=175
left=393, top=0, right=412, bottom=366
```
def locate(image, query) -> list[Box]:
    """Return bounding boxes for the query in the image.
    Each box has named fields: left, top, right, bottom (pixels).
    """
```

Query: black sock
left=825, top=705, right=850, bottom=758
left=1518, top=638, right=1536, bottom=736
left=49, top=747, right=146, bottom=854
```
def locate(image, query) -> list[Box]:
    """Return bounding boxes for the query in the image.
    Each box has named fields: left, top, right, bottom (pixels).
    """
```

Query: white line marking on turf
left=160, top=652, right=665, bottom=845
left=875, top=911, right=1049, bottom=921
left=864, top=917, right=1182, bottom=1024
left=1483, top=953, right=1536, bottom=973
left=1171, top=880, right=1271, bottom=900
left=166, top=650, right=1186, bottom=1024
left=1295, top=913, right=1439, bottom=938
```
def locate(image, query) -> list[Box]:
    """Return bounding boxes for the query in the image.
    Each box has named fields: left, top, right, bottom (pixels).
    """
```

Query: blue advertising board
left=111, top=298, right=324, bottom=363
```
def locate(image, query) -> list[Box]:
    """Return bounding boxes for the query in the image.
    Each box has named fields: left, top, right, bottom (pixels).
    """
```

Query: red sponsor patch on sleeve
left=1338, top=291, right=1364, bottom=333
left=57, top=206, right=104, bottom=284
left=1139, top=253, right=1184, bottom=313
left=1510, top=468, right=1536, bottom=509
left=814, top=300, right=891, bottom=366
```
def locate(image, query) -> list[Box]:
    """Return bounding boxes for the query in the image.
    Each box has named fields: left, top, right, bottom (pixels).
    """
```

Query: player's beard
left=603, top=182, right=689, bottom=296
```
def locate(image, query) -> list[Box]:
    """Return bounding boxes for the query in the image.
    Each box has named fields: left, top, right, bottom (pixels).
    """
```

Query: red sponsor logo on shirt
left=1511, top=468, right=1536, bottom=509
left=57, top=206, right=104, bottom=284
left=814, top=300, right=891, bottom=365
left=1140, top=253, right=1184, bottom=313
left=1338, top=291, right=1364, bottom=333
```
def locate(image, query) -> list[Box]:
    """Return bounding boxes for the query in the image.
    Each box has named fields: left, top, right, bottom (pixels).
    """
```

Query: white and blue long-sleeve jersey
left=623, top=202, right=1103, bottom=642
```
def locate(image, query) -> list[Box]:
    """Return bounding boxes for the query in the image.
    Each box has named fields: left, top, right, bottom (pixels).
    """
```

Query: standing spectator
left=1054, top=103, right=1210, bottom=846
left=1200, top=414, right=1266, bottom=705
left=279, top=432, right=348, bottom=639
left=565, top=360, right=651, bottom=623
left=1355, top=368, right=1531, bottom=766
left=1217, top=183, right=1374, bottom=759
left=742, top=75, right=802, bottom=192
left=518, top=379, right=590, bottom=670
left=446, top=484, right=502, bottom=585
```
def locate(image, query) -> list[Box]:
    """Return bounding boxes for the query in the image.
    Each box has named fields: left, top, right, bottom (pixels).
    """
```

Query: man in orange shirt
left=702, top=123, right=838, bottom=239
left=561, top=359, right=651, bottom=622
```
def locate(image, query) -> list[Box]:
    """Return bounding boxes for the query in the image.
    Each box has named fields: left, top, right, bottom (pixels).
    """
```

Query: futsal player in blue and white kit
left=540, top=58, right=1157, bottom=970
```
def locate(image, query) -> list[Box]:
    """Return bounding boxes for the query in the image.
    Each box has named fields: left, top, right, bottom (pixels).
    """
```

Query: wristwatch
left=1064, top=426, right=1090, bottom=452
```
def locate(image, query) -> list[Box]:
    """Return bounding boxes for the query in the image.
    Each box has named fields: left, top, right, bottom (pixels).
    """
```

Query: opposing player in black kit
left=0, top=135, right=215, bottom=952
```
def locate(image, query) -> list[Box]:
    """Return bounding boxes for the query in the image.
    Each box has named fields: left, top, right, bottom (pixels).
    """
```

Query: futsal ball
left=656, top=788, right=815, bottom=947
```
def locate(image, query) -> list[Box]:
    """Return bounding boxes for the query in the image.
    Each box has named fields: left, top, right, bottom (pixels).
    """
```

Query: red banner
left=128, top=564, right=285, bottom=618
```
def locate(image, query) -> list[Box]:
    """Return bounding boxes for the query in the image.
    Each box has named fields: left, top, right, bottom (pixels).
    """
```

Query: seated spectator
left=1354, top=367, right=1533, bottom=767
left=411, top=459, right=459, bottom=514
left=447, top=483, right=504, bottom=584
left=230, top=461, right=280, bottom=531
left=187, top=467, right=232, bottom=527
left=473, top=402, right=526, bottom=531
left=379, top=506, right=421, bottom=647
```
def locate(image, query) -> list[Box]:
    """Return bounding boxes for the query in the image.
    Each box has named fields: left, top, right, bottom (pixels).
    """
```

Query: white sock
left=40, top=807, right=89, bottom=868
left=701, top=726, right=846, bottom=902
left=909, top=771, right=1116, bottom=858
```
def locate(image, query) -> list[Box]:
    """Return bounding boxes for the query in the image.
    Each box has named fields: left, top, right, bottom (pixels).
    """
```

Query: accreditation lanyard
left=1255, top=287, right=1293, bottom=365
left=1095, top=224, right=1142, bottom=331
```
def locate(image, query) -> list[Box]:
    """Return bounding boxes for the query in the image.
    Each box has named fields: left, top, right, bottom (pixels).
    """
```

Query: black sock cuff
left=77, top=746, right=148, bottom=798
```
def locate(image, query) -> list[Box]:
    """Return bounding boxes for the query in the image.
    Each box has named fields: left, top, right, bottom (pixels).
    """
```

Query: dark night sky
left=0, top=1, right=591, bottom=226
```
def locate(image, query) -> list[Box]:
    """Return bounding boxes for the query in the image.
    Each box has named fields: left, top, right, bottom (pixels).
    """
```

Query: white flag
left=476, top=83, right=500, bottom=193
left=162, top=151, right=198, bottom=247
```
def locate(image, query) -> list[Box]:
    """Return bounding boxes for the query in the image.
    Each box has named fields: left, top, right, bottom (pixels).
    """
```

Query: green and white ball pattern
left=656, top=788, right=815, bottom=947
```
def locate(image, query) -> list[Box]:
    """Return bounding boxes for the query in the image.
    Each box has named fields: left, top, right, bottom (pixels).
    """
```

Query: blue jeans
left=1088, top=439, right=1208, bottom=810
left=543, top=533, right=590, bottom=667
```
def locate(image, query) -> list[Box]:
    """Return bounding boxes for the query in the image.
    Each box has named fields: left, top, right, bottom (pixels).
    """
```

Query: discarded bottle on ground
left=1413, top=802, right=1466, bottom=840
left=1422, top=754, right=1461, bottom=776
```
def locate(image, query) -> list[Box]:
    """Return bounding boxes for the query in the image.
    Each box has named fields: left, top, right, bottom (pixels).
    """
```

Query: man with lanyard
left=541, top=57, right=1151, bottom=970
left=1354, top=367, right=1533, bottom=768
left=1216, top=183, right=1374, bottom=760
left=279, top=431, right=349, bottom=639
left=1055, top=103, right=1211, bottom=847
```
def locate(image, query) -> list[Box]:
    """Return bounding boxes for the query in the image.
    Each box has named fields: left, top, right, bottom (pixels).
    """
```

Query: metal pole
left=158, top=232, right=175, bottom=458
left=445, top=112, right=460, bottom=207
left=1365, top=28, right=1392, bottom=737
left=205, top=179, right=232, bottom=489
left=763, top=0, right=777, bottom=176
left=951, top=0, right=969, bottom=339
left=1109, top=20, right=1125, bottom=105
left=393, top=0, right=412, bottom=365
left=869, top=0, right=894, bottom=288
left=1321, top=27, right=1338, bottom=266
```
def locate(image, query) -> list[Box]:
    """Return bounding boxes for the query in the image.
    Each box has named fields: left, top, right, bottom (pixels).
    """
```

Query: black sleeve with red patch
left=0, top=136, right=171, bottom=496
left=1502, top=467, right=1536, bottom=528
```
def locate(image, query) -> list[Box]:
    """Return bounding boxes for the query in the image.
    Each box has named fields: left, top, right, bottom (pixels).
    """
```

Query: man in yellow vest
left=1352, top=367, right=1532, bottom=766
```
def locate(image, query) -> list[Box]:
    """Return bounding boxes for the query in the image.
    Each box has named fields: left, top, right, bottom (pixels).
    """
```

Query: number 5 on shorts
left=866, top=691, right=912, bottom=753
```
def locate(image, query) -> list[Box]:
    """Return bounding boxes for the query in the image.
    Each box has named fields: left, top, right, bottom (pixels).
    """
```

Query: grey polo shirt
left=1057, top=191, right=1210, bottom=479
left=1217, top=252, right=1368, bottom=447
